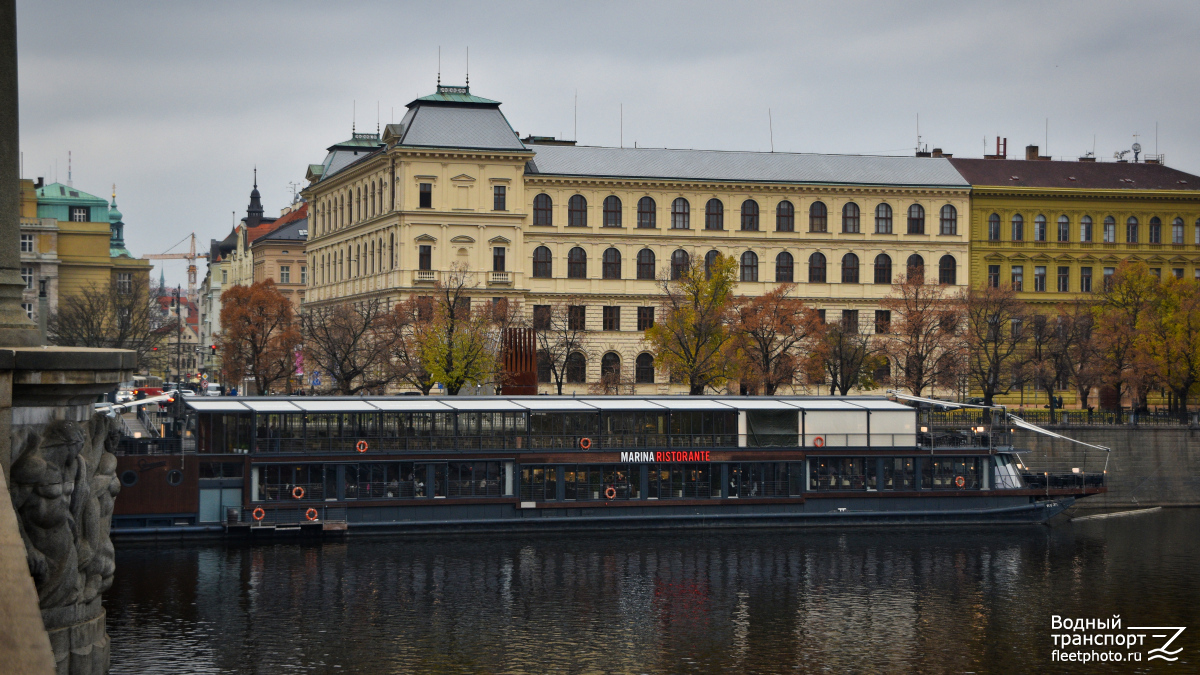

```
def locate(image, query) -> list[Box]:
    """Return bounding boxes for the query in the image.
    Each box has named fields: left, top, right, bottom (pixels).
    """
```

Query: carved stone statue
left=10, top=412, right=120, bottom=675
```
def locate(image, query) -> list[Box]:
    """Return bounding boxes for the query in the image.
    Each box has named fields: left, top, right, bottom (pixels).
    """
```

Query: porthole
left=166, top=470, right=183, bottom=486
left=120, top=470, right=138, bottom=487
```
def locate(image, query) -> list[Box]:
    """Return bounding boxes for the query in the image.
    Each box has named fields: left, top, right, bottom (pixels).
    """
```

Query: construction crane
left=142, top=233, right=209, bottom=301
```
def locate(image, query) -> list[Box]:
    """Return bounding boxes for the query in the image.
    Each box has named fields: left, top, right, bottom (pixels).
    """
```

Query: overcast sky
left=17, top=1, right=1200, bottom=288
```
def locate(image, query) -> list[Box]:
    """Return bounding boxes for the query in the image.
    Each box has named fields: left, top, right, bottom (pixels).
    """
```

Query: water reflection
left=108, top=511, right=1200, bottom=673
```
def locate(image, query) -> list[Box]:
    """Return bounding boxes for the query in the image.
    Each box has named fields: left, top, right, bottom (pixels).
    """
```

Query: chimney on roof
left=1026, top=145, right=1039, bottom=160
left=35, top=176, right=43, bottom=188
left=984, top=137, right=1007, bottom=160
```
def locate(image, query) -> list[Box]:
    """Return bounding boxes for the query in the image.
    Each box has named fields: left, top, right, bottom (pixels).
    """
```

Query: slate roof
left=395, top=105, right=526, bottom=151
left=948, top=157, right=1200, bottom=190
left=35, top=182, right=108, bottom=204
left=258, top=216, right=308, bottom=242
left=247, top=203, right=306, bottom=244
left=525, top=144, right=968, bottom=187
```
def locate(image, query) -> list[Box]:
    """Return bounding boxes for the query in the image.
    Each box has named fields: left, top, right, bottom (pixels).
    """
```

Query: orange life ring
left=813, top=436, right=825, bottom=448
left=955, top=475, right=966, bottom=488
left=292, top=486, right=305, bottom=499
left=579, top=437, right=592, bottom=450
left=305, top=508, right=319, bottom=521
left=605, top=485, right=617, bottom=500
left=356, top=440, right=369, bottom=453
left=252, top=507, right=265, bottom=521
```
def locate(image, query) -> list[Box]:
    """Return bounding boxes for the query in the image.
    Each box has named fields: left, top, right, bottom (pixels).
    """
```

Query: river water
left=105, top=510, right=1198, bottom=674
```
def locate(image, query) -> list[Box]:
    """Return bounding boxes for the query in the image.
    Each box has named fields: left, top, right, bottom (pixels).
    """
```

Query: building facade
left=950, top=152, right=1200, bottom=306
left=250, top=203, right=308, bottom=310
left=302, top=84, right=971, bottom=392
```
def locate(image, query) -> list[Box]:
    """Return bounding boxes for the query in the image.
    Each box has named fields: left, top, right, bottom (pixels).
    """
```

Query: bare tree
left=963, top=285, right=1027, bottom=407
left=385, top=297, right=436, bottom=394
left=534, top=298, right=589, bottom=395
left=736, top=285, right=825, bottom=395
left=301, top=297, right=396, bottom=395
left=878, top=271, right=964, bottom=397
left=49, top=280, right=162, bottom=366
left=1058, top=299, right=1101, bottom=409
left=816, top=316, right=877, bottom=395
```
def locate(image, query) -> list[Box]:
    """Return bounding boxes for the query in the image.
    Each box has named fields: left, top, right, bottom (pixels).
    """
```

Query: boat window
left=668, top=411, right=737, bottom=447
left=600, top=411, right=666, bottom=448
left=923, top=457, right=980, bottom=489
left=809, top=457, right=869, bottom=490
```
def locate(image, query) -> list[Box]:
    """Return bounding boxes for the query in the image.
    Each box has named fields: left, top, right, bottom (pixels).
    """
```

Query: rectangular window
left=116, top=272, right=132, bottom=294
left=1150, top=268, right=1161, bottom=280
left=419, top=183, right=432, bottom=209
left=300, top=266, right=307, bottom=284
left=533, top=305, right=551, bottom=330
left=20, top=234, right=34, bottom=252
left=874, top=310, right=890, bottom=334
left=841, top=309, right=859, bottom=333
left=1080, top=267, right=1092, bottom=293
left=1011, top=265, right=1024, bottom=292
left=1033, top=266, right=1046, bottom=292
left=1173, top=268, right=1184, bottom=280
left=1080, top=219, right=1093, bottom=242
left=1011, top=317, right=1023, bottom=340
left=279, top=266, right=290, bottom=283
left=221, top=269, right=228, bottom=284
left=493, top=247, right=505, bottom=272
left=418, top=245, right=432, bottom=271
left=1057, top=266, right=1069, bottom=292
left=817, top=309, right=826, bottom=324
left=493, top=185, right=506, bottom=211
left=1103, top=267, right=1115, bottom=290
left=21, top=303, right=33, bottom=319
left=637, top=306, right=654, bottom=331
left=987, top=264, right=1000, bottom=288
left=21, top=267, right=33, bottom=289
left=568, top=305, right=585, bottom=331
left=1058, top=219, right=1069, bottom=242
left=70, top=206, right=88, bottom=222
left=602, top=306, right=620, bottom=331
left=1104, top=221, right=1116, bottom=243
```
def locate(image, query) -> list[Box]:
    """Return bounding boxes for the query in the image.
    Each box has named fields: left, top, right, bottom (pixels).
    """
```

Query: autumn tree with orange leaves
left=735, top=285, right=825, bottom=395
left=219, top=280, right=302, bottom=395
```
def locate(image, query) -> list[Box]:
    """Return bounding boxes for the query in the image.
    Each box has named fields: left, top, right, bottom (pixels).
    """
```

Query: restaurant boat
left=109, top=395, right=1107, bottom=537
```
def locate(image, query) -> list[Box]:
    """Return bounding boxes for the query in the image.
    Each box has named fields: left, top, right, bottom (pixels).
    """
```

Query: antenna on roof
left=1045, top=118, right=1049, bottom=155
left=768, top=108, right=774, bottom=153
left=620, top=103, right=623, bottom=149
left=68, top=150, right=72, bottom=187
left=914, top=113, right=922, bottom=155
left=573, top=89, right=577, bottom=141
left=352, top=100, right=356, bottom=134
left=437, top=46, right=441, bottom=86
left=376, top=101, right=379, bottom=135
left=465, top=46, right=469, bottom=87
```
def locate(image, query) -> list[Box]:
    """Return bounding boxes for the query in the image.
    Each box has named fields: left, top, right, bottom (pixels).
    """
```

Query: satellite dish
left=1132, top=142, right=1142, bottom=153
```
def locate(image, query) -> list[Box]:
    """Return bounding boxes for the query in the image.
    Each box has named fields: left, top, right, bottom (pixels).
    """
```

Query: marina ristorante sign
left=620, top=451, right=711, bottom=463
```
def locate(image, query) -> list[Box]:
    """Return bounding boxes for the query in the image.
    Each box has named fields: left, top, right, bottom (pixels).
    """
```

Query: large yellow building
left=951, top=152, right=1200, bottom=305
left=302, top=84, right=971, bottom=392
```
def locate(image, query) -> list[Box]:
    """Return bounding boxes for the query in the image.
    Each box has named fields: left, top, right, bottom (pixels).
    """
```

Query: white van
left=205, top=383, right=222, bottom=396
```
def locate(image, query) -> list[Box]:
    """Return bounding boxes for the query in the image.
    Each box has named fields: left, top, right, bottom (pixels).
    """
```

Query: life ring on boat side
left=605, top=485, right=617, bottom=500
left=812, top=436, right=825, bottom=448
left=292, top=486, right=305, bottom=499
left=579, top=437, right=592, bottom=450
left=356, top=440, right=369, bottom=453
left=955, top=475, right=966, bottom=488
left=252, top=507, right=265, bottom=521
left=305, top=508, right=319, bottom=521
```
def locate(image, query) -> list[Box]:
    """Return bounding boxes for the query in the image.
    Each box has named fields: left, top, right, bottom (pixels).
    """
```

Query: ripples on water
left=106, top=510, right=1200, bottom=674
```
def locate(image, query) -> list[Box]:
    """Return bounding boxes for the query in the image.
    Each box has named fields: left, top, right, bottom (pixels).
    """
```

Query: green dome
left=108, top=199, right=122, bottom=224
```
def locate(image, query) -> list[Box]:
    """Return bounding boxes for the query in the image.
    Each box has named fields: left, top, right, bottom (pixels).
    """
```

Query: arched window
left=940, top=205, right=957, bottom=235
left=1126, top=216, right=1139, bottom=243
left=1080, top=216, right=1093, bottom=242
left=637, top=197, right=656, bottom=228
left=906, top=254, right=925, bottom=282
left=810, top=201, right=828, bottom=232
left=776, top=200, right=795, bottom=232
left=1173, top=217, right=1185, bottom=245
left=671, top=250, right=690, bottom=280
left=1012, top=214, right=1025, bottom=241
left=603, top=196, right=622, bottom=227
left=601, top=352, right=621, bottom=378
left=939, top=255, right=956, bottom=285
left=1149, top=216, right=1162, bottom=244
left=568, top=195, right=587, bottom=227
left=567, top=247, right=587, bottom=278
left=875, top=203, right=893, bottom=234
left=741, top=200, right=759, bottom=231
left=907, top=204, right=925, bottom=234
left=565, top=352, right=586, bottom=383
left=740, top=251, right=759, bottom=282
left=1058, top=215, right=1070, bottom=242
left=671, top=198, right=690, bottom=229
left=635, top=353, right=654, bottom=384
left=1034, top=214, right=1047, bottom=241
left=874, top=253, right=893, bottom=284
left=602, top=248, right=622, bottom=279
left=705, top=198, right=724, bottom=230
left=841, top=253, right=859, bottom=283
left=636, top=249, right=655, bottom=280
left=704, top=250, right=719, bottom=279
left=775, top=252, right=794, bottom=282
left=533, top=194, right=553, bottom=225
left=809, top=252, right=827, bottom=283
left=988, top=213, right=1001, bottom=241
left=842, top=202, right=860, bottom=233
left=1104, top=216, right=1116, bottom=243
left=873, top=357, right=890, bottom=383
